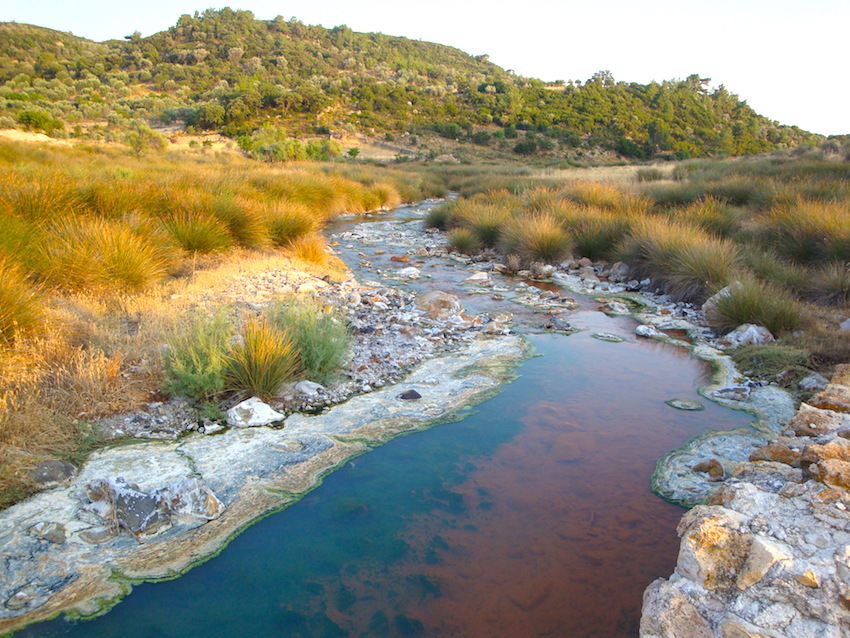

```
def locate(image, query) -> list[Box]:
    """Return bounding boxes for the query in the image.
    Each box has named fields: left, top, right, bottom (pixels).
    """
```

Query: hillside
left=0, top=8, right=820, bottom=160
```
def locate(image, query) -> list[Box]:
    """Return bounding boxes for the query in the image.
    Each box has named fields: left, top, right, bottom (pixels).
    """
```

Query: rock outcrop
left=641, top=366, right=850, bottom=637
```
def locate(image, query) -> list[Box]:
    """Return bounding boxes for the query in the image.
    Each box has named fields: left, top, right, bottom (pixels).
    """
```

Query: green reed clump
left=676, top=197, right=741, bottom=238
left=424, top=202, right=453, bottom=230
left=226, top=316, right=300, bottom=400
left=706, top=279, right=805, bottom=335
left=265, top=203, right=319, bottom=247
left=738, top=246, right=809, bottom=293
left=447, top=227, right=483, bottom=254
left=758, top=198, right=850, bottom=264
left=164, top=311, right=232, bottom=402
left=808, top=263, right=850, bottom=306
left=267, top=300, right=352, bottom=384
left=451, top=200, right=513, bottom=247
left=213, top=197, right=270, bottom=249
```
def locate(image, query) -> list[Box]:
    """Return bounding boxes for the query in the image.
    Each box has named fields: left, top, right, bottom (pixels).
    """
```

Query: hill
left=0, top=8, right=820, bottom=160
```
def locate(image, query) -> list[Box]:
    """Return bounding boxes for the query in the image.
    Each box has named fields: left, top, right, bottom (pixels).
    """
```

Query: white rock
left=465, top=271, right=489, bottom=282
left=840, top=318, right=850, bottom=331
left=226, top=397, right=285, bottom=428
left=636, top=324, right=665, bottom=339
left=202, top=422, right=225, bottom=435
left=294, top=380, right=325, bottom=397
left=799, top=373, right=829, bottom=393
left=721, top=324, right=775, bottom=348
left=396, top=267, right=420, bottom=279
left=737, top=537, right=790, bottom=590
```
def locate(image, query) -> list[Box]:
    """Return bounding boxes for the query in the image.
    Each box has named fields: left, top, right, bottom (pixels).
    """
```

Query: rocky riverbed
left=1, top=198, right=838, bottom=636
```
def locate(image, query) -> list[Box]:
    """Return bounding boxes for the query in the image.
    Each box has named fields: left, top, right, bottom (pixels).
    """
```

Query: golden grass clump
left=447, top=227, right=483, bottom=255
left=500, top=214, right=573, bottom=265
left=226, top=316, right=300, bottom=401
left=0, top=258, right=44, bottom=344
left=265, top=202, right=319, bottom=247
left=705, top=278, right=806, bottom=336
left=758, top=198, right=850, bottom=264
left=286, top=233, right=329, bottom=265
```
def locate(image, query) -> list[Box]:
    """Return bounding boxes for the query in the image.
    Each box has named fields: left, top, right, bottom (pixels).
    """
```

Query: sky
left=3, top=0, right=848, bottom=136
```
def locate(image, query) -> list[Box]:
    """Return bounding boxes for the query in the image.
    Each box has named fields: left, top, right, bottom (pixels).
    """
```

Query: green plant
left=164, top=311, right=232, bottom=401
left=665, top=239, right=740, bottom=304
left=501, top=214, right=573, bottom=264
left=226, top=315, right=300, bottom=399
left=0, top=259, right=44, bottom=344
left=267, top=300, right=352, bottom=383
left=424, top=202, right=452, bottom=230
left=162, top=211, right=233, bottom=254
left=809, top=263, right=850, bottom=306
left=706, top=278, right=805, bottom=335
left=265, top=203, right=318, bottom=247
left=447, top=227, right=482, bottom=254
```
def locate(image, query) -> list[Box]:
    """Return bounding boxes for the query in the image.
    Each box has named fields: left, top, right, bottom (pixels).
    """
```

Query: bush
left=447, top=227, right=482, bottom=254
left=164, top=311, right=232, bottom=401
left=267, top=300, right=352, bottom=383
left=0, top=259, right=43, bottom=345
left=162, top=211, right=233, bottom=254
left=501, top=214, right=573, bottom=264
left=265, top=203, right=318, bottom=247
left=226, top=316, right=300, bottom=400
left=809, top=263, right=850, bottom=306
left=706, top=279, right=805, bottom=335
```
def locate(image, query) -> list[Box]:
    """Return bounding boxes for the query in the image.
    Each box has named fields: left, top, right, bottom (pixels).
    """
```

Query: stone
left=749, top=442, right=801, bottom=466
left=390, top=255, right=410, bottom=262
left=807, top=458, right=850, bottom=489
left=721, top=324, right=775, bottom=348
left=666, top=398, right=705, bottom=411
left=396, top=266, right=420, bottom=279
left=398, top=389, right=422, bottom=400
left=542, top=316, right=575, bottom=333
left=831, top=364, right=850, bottom=386
left=799, top=373, right=829, bottom=393
left=737, top=536, right=789, bottom=590
left=640, top=578, right=714, bottom=638
left=609, top=262, right=630, bottom=283
left=79, top=525, right=119, bottom=544
left=712, top=386, right=751, bottom=401
left=29, top=521, right=66, bottom=544
left=692, top=458, right=725, bottom=481
left=591, top=332, right=625, bottom=343
left=465, top=271, right=489, bottom=282
left=294, top=380, right=325, bottom=397
left=801, top=438, right=850, bottom=468
left=702, top=284, right=737, bottom=327
left=787, top=403, right=850, bottom=437
left=202, top=422, right=226, bottom=435
left=675, top=509, right=751, bottom=590
left=87, top=477, right=169, bottom=537
left=840, top=318, right=850, bottom=332
left=795, top=569, right=819, bottom=588
left=636, top=324, right=665, bottom=339
left=226, top=397, right=285, bottom=428
left=156, top=477, right=223, bottom=520
left=600, top=301, right=631, bottom=315
left=5, top=589, right=36, bottom=611
left=29, top=459, right=75, bottom=485
left=810, top=384, right=850, bottom=413
left=415, top=290, right=464, bottom=319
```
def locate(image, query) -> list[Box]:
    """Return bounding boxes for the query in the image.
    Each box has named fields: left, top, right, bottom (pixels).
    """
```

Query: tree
left=125, top=122, right=167, bottom=156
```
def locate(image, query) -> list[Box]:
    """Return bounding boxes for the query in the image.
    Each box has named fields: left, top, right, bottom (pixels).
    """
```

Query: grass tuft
left=501, top=214, right=573, bottom=264
left=226, top=315, right=300, bottom=400
left=164, top=311, right=232, bottom=402
left=705, top=278, right=805, bottom=335
left=447, top=227, right=482, bottom=254
left=0, top=259, right=44, bottom=344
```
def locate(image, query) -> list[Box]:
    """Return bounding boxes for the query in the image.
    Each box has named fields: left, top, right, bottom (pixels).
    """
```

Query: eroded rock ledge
left=0, top=333, right=529, bottom=635
left=641, top=366, right=850, bottom=637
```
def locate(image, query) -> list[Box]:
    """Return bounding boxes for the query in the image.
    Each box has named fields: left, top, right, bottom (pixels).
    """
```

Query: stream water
left=18, top=202, right=755, bottom=637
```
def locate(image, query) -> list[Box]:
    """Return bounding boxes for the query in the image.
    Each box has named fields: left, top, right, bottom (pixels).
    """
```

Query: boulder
left=640, top=578, right=713, bottom=638
left=28, top=522, right=67, bottom=544
left=396, top=266, right=420, bottom=279
left=465, top=271, right=489, bottom=282
left=226, top=397, right=285, bottom=428
left=415, top=290, right=464, bottom=319
left=749, top=442, right=801, bottom=466
left=609, top=261, right=631, bottom=283
left=636, top=324, right=665, bottom=339
left=702, top=284, right=737, bottom=327
left=736, top=536, right=790, bottom=590
left=787, top=403, right=850, bottom=437
left=721, top=324, right=775, bottom=348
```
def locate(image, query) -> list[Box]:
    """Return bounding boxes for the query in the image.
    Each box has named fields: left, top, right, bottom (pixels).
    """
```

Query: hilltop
left=0, top=8, right=820, bottom=161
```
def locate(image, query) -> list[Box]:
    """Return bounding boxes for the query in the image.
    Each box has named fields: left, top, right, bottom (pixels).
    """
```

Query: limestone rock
left=86, top=477, right=169, bottom=537
left=799, top=373, right=829, bottom=393
left=737, top=537, right=789, bottom=590
left=801, top=438, right=850, bottom=468
left=640, top=578, right=713, bottom=638
left=28, top=522, right=66, bottom=544
left=721, top=324, right=775, bottom=348
left=609, top=261, right=630, bottom=283
left=226, top=397, right=285, bottom=428
left=636, top=324, right=665, bottom=339
left=156, top=477, right=224, bottom=520
left=788, top=403, right=850, bottom=437
left=810, top=384, right=850, bottom=413
left=749, top=442, right=801, bottom=466
left=702, top=284, right=737, bottom=327
left=29, top=460, right=75, bottom=486
left=465, top=271, right=489, bottom=282
left=807, top=458, right=850, bottom=488
left=600, top=301, right=631, bottom=315
left=294, top=380, right=325, bottom=397
left=693, top=458, right=725, bottom=481
left=415, top=290, right=464, bottom=319
left=675, top=509, right=750, bottom=590
left=396, top=266, right=420, bottom=279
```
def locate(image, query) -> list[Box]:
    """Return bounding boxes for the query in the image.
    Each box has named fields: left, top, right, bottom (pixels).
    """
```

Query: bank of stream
left=13, top=200, right=765, bottom=637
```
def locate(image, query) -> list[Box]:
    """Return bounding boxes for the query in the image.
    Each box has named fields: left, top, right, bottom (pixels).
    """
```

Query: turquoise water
left=20, top=326, right=753, bottom=637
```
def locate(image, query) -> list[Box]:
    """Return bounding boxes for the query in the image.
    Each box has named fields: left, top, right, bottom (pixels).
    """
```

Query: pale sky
left=2, top=0, right=847, bottom=136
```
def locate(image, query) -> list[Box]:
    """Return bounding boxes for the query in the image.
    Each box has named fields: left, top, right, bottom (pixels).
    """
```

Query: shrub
left=265, top=203, right=318, bottom=247
left=447, top=227, right=482, bottom=254
left=424, top=202, right=452, bottom=230
left=162, top=211, right=233, bottom=254
left=267, top=300, right=352, bottom=383
left=164, top=311, right=232, bottom=401
left=36, top=216, right=168, bottom=291
left=0, top=259, right=44, bottom=345
left=226, top=316, right=300, bottom=399
left=706, top=279, right=805, bottom=335
left=501, top=214, right=573, bottom=264
left=287, top=233, right=328, bottom=264
left=809, top=263, right=850, bottom=306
